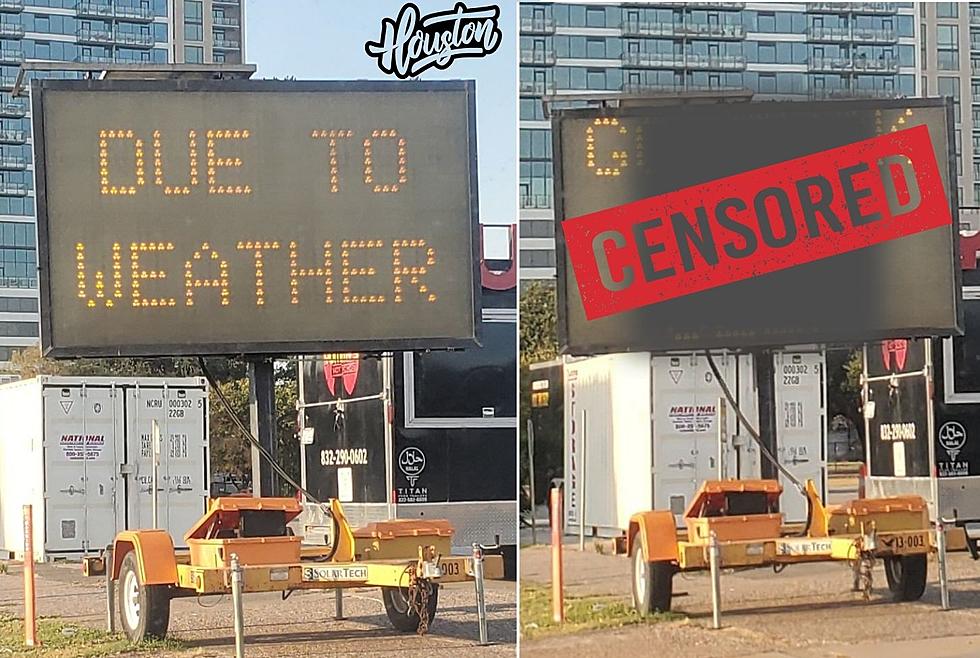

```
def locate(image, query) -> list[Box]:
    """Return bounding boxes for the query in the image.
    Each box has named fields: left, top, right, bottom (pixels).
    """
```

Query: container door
left=652, top=353, right=736, bottom=522
left=774, top=352, right=827, bottom=522
left=125, top=385, right=208, bottom=545
left=43, top=385, right=123, bottom=553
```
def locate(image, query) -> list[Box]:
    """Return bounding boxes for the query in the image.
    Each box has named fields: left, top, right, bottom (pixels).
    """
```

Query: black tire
left=117, top=551, right=171, bottom=642
left=630, top=535, right=673, bottom=615
left=884, top=554, right=927, bottom=602
left=381, top=583, right=439, bottom=632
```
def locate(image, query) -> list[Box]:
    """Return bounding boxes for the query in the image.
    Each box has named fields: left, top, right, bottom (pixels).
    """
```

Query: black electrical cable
left=197, top=356, right=341, bottom=560
left=703, top=351, right=813, bottom=536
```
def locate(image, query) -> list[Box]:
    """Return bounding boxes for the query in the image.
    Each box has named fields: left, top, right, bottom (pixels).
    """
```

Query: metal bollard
left=335, top=588, right=345, bottom=620
left=23, top=505, right=38, bottom=647
left=937, top=522, right=951, bottom=610
left=105, top=547, right=115, bottom=633
left=230, top=553, right=245, bottom=658
left=550, top=487, right=565, bottom=624
left=472, top=543, right=489, bottom=646
left=708, top=531, right=722, bottom=630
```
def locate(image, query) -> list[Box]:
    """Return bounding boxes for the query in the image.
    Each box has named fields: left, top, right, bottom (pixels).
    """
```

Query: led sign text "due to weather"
left=79, top=126, right=436, bottom=311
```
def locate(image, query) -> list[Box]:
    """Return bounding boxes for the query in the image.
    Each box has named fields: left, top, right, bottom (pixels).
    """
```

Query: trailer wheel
left=631, top=538, right=672, bottom=614
left=884, top=554, right=927, bottom=602
left=117, top=551, right=171, bottom=642
left=381, top=583, right=439, bottom=632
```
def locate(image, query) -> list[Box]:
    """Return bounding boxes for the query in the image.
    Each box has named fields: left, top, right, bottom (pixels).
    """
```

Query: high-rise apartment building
left=921, top=2, right=977, bottom=229
left=519, top=2, right=919, bottom=280
left=0, top=0, right=243, bottom=373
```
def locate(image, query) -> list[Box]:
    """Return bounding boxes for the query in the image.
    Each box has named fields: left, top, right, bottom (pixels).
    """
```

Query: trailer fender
left=110, top=530, right=178, bottom=586
left=627, top=511, right=679, bottom=563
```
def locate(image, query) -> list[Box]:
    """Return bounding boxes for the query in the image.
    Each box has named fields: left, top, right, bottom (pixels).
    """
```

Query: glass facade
left=519, top=2, right=919, bottom=279
left=0, top=0, right=244, bottom=368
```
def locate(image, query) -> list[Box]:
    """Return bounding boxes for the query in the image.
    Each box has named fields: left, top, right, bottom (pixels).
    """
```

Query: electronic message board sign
left=33, top=80, right=480, bottom=357
left=554, top=98, right=961, bottom=355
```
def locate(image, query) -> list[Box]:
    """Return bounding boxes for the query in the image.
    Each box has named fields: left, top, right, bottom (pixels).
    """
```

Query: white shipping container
left=0, top=376, right=209, bottom=561
left=564, top=351, right=825, bottom=536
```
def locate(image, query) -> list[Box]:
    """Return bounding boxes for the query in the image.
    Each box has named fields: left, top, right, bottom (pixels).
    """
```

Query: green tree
left=519, top=281, right=557, bottom=367
left=519, top=281, right=562, bottom=511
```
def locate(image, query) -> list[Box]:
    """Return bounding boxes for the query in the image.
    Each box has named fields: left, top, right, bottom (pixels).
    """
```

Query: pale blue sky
left=243, top=0, right=518, bottom=224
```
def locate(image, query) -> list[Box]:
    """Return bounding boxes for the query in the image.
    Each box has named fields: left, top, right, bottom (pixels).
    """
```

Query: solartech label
left=564, top=125, right=951, bottom=320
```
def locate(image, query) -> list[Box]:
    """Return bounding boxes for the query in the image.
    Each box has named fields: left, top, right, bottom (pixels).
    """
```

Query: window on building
left=921, top=23, right=927, bottom=70
left=184, top=23, right=202, bottom=41
left=0, top=296, right=37, bottom=313
left=757, top=12, right=775, bottom=32
left=183, top=0, right=202, bottom=20
left=184, top=45, right=203, bottom=63
left=936, top=3, right=958, bottom=18
left=585, top=7, right=605, bottom=28
left=939, top=76, right=960, bottom=122
left=937, top=25, right=958, bottom=70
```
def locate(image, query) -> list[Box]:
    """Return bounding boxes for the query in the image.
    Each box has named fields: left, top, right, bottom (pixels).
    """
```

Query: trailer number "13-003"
left=882, top=534, right=927, bottom=552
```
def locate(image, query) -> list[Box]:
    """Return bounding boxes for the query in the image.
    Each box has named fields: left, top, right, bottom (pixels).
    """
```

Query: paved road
left=0, top=561, right=516, bottom=657
left=521, top=540, right=980, bottom=658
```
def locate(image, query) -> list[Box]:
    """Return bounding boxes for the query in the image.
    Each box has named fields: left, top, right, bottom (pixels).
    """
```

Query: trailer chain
left=858, top=553, right=875, bottom=601
left=407, top=571, right=432, bottom=635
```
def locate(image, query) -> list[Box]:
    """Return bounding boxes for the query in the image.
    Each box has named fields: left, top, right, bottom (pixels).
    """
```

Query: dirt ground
left=0, top=561, right=516, bottom=657
left=521, top=540, right=980, bottom=658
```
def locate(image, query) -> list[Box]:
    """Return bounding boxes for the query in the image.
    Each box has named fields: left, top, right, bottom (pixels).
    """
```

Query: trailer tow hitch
left=407, top=546, right=440, bottom=636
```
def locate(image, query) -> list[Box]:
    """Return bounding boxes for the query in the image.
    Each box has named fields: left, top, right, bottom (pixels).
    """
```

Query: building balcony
left=0, top=181, right=26, bottom=196
left=74, top=53, right=113, bottom=64
left=519, top=79, right=556, bottom=96
left=0, top=129, right=27, bottom=144
left=0, top=23, right=24, bottom=38
left=75, top=1, right=112, bottom=18
left=852, top=57, right=899, bottom=72
left=520, top=194, right=552, bottom=210
left=680, top=23, right=745, bottom=39
left=851, top=27, right=897, bottom=44
left=622, top=52, right=745, bottom=70
left=0, top=48, right=21, bottom=64
left=620, top=20, right=677, bottom=38
left=0, top=155, right=26, bottom=170
left=809, top=87, right=897, bottom=100
left=807, top=2, right=895, bottom=13
left=621, top=20, right=743, bottom=40
left=851, top=3, right=897, bottom=13
left=806, top=26, right=851, bottom=42
left=622, top=51, right=686, bottom=68
left=213, top=38, right=240, bottom=50
left=808, top=56, right=898, bottom=73
left=687, top=53, right=747, bottom=70
left=520, top=16, right=556, bottom=34
left=0, top=102, right=26, bottom=118
left=653, top=1, right=744, bottom=8
left=212, top=15, right=240, bottom=28
left=113, top=31, right=154, bottom=47
left=76, top=28, right=114, bottom=44
left=0, top=0, right=23, bottom=13
left=114, top=5, right=153, bottom=21
left=520, top=48, right=556, bottom=66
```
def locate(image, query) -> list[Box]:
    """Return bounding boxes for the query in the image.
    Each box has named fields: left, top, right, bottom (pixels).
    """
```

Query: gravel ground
left=521, top=541, right=980, bottom=658
left=0, top=562, right=516, bottom=657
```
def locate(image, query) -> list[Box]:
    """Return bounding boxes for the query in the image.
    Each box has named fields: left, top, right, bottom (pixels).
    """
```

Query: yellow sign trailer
left=622, top=480, right=936, bottom=614
left=96, top=497, right=504, bottom=642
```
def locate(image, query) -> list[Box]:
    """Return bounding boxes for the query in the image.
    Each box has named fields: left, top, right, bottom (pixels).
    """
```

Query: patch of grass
left=0, top=614, right=188, bottom=657
left=520, top=585, right=682, bottom=640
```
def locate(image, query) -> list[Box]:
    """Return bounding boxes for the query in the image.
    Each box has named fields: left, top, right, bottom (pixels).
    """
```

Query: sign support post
left=754, top=350, right=779, bottom=483
left=248, top=358, right=278, bottom=497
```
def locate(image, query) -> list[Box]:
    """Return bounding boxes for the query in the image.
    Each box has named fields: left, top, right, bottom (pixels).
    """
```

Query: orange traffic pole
left=23, top=505, right=38, bottom=647
left=550, top=487, right=565, bottom=624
